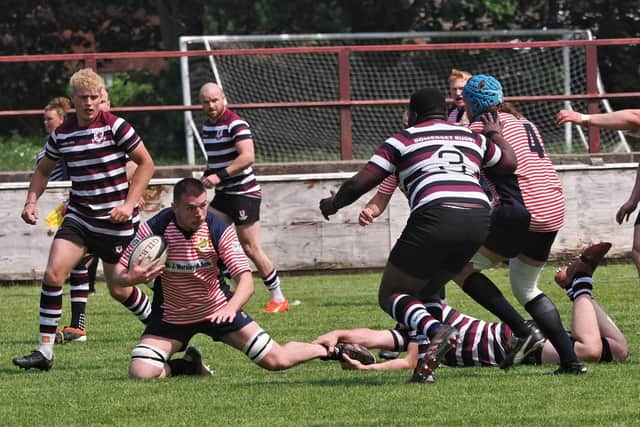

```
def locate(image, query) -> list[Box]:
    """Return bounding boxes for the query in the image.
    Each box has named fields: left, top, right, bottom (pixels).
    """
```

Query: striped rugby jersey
left=442, top=304, right=511, bottom=367
left=37, top=142, right=69, bottom=181
left=202, top=109, right=261, bottom=198
left=393, top=304, right=512, bottom=367
left=470, top=112, right=565, bottom=232
left=45, top=110, right=142, bottom=236
left=120, top=209, right=251, bottom=324
left=364, top=119, right=504, bottom=212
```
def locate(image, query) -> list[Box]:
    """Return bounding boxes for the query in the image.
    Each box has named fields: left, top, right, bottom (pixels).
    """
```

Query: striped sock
left=415, top=334, right=429, bottom=365
left=263, top=269, right=285, bottom=302
left=390, top=293, right=441, bottom=339
left=70, top=266, right=90, bottom=330
left=424, top=300, right=443, bottom=322
left=568, top=273, right=593, bottom=301
left=123, top=287, right=151, bottom=323
left=39, top=282, right=63, bottom=360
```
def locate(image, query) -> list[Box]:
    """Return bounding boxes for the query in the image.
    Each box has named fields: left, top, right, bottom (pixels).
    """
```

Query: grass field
left=1, top=263, right=638, bottom=426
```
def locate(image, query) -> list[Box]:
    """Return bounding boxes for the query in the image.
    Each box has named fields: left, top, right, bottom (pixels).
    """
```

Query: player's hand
left=313, top=332, right=339, bottom=354
left=201, top=174, right=220, bottom=189
left=319, top=191, right=338, bottom=220
left=21, top=203, right=38, bottom=225
left=209, top=305, right=237, bottom=324
left=109, top=204, right=133, bottom=223
left=340, top=354, right=368, bottom=370
left=137, top=196, right=146, bottom=211
left=480, top=112, right=501, bottom=135
left=358, top=207, right=375, bottom=226
left=128, top=257, right=164, bottom=286
left=556, top=109, right=581, bottom=126
left=616, top=200, right=637, bottom=224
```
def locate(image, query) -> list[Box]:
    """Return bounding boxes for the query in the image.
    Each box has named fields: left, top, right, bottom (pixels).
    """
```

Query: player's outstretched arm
left=314, top=328, right=395, bottom=353
left=556, top=109, right=640, bottom=131
left=320, top=169, right=384, bottom=220
left=341, top=342, right=417, bottom=371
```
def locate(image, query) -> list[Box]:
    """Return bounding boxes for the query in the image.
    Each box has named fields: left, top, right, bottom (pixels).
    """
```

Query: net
left=180, top=31, right=628, bottom=164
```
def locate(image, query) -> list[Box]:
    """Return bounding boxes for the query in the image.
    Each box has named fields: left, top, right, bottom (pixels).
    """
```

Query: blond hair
left=448, top=68, right=472, bottom=83
left=69, top=68, right=105, bottom=93
left=44, top=96, right=71, bottom=120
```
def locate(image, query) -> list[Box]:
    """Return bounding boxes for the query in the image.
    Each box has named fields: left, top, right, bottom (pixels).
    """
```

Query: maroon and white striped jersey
left=392, top=304, right=512, bottom=367
left=202, top=109, right=261, bottom=198
left=120, top=208, right=251, bottom=324
left=442, top=305, right=511, bottom=367
left=364, top=119, right=505, bottom=212
left=469, top=112, right=565, bottom=232
left=45, top=111, right=142, bottom=236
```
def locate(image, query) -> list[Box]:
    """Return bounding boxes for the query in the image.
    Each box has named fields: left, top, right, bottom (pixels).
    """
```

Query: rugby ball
left=128, top=235, right=168, bottom=270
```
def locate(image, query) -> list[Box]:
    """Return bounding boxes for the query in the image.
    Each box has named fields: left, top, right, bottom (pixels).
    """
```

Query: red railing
left=1, top=38, right=639, bottom=156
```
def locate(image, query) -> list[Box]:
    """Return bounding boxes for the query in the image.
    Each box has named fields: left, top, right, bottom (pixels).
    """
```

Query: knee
left=44, top=267, right=67, bottom=286
left=610, top=342, right=629, bottom=362
left=509, top=259, right=543, bottom=306
left=579, top=341, right=603, bottom=362
left=128, top=361, right=163, bottom=379
left=129, top=344, right=168, bottom=379
left=107, top=282, right=131, bottom=300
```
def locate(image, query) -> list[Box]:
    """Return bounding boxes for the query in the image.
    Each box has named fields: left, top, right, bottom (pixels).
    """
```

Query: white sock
left=39, top=334, right=55, bottom=360
left=269, top=287, right=285, bottom=302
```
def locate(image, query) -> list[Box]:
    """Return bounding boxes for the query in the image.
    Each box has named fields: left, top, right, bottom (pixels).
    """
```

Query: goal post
left=179, top=30, right=628, bottom=165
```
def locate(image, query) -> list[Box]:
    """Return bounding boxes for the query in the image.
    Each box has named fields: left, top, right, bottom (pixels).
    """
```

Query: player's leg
left=591, top=300, right=629, bottom=361
left=235, top=220, right=288, bottom=312
left=457, top=204, right=544, bottom=353
left=210, top=194, right=288, bottom=313
left=512, top=243, right=584, bottom=374
left=103, top=262, right=152, bottom=324
left=455, top=248, right=537, bottom=341
left=94, top=231, right=152, bottom=324
left=87, top=253, right=98, bottom=294
left=555, top=242, right=627, bottom=362
left=129, top=335, right=183, bottom=379
left=220, top=321, right=326, bottom=370
left=58, top=253, right=97, bottom=343
left=129, top=315, right=212, bottom=379
left=13, top=237, right=86, bottom=370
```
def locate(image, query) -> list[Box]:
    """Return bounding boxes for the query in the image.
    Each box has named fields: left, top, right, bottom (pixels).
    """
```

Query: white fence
left=0, top=165, right=636, bottom=281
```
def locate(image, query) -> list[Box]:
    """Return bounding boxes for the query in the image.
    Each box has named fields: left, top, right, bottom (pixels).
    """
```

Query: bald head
left=199, top=82, right=226, bottom=123
left=199, top=82, right=224, bottom=98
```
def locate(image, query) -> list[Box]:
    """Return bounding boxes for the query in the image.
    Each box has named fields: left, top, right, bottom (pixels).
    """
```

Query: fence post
left=585, top=45, right=601, bottom=153
left=83, top=54, right=97, bottom=71
left=338, top=48, right=353, bottom=160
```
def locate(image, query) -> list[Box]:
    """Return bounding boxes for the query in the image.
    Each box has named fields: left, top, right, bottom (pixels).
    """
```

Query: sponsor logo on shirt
left=196, top=235, right=210, bottom=250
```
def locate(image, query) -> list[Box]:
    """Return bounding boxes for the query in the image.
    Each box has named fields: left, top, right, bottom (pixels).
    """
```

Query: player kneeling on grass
left=112, top=178, right=375, bottom=378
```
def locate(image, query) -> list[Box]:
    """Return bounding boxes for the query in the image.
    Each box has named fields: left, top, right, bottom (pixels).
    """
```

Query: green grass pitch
left=0, top=263, right=638, bottom=426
